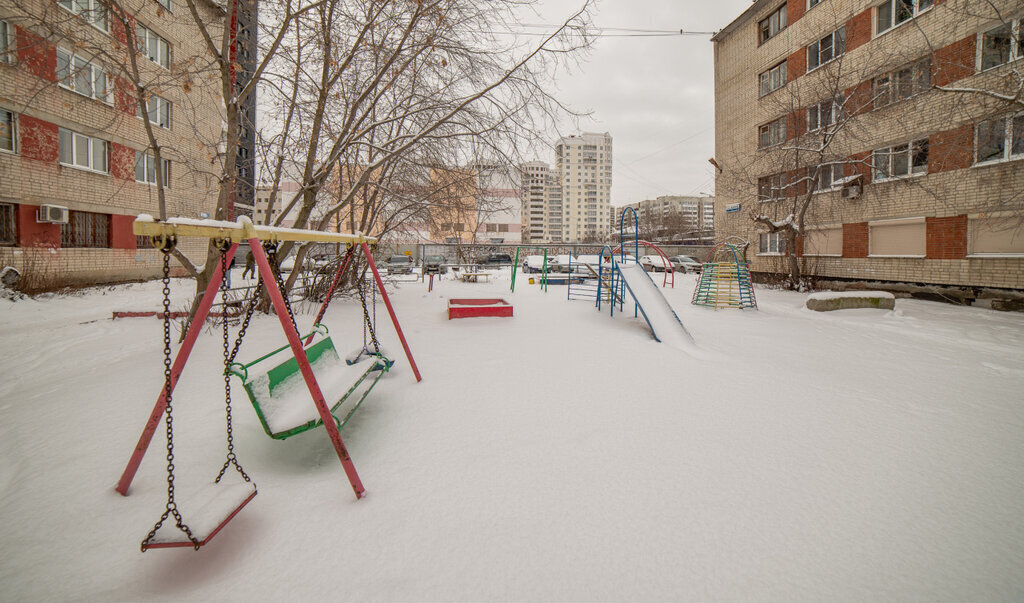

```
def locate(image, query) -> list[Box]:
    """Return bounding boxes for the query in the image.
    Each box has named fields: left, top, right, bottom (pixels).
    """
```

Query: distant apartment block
left=712, top=0, right=1023, bottom=291
left=611, top=195, right=715, bottom=242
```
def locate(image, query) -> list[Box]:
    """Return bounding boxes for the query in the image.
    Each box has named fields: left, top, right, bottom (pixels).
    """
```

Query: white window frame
left=758, top=231, right=788, bottom=255
left=872, top=138, right=928, bottom=181
left=868, top=216, right=926, bottom=258
left=0, top=20, right=14, bottom=65
left=137, top=24, right=170, bottom=69
left=138, top=94, right=171, bottom=129
left=0, top=109, right=15, bottom=154
left=56, top=48, right=111, bottom=104
left=811, top=163, right=846, bottom=192
left=978, top=18, right=1024, bottom=72
left=758, top=116, right=787, bottom=149
left=807, top=26, right=846, bottom=71
left=807, top=0, right=823, bottom=9
left=759, top=5, right=787, bottom=45
left=974, top=113, right=1024, bottom=165
left=807, top=95, right=844, bottom=132
left=875, top=0, right=933, bottom=37
left=156, top=0, right=172, bottom=12
left=57, top=0, right=108, bottom=33
left=135, top=150, right=171, bottom=186
left=58, top=127, right=108, bottom=174
left=758, top=173, right=786, bottom=201
left=873, top=57, right=931, bottom=109
left=759, top=61, right=787, bottom=97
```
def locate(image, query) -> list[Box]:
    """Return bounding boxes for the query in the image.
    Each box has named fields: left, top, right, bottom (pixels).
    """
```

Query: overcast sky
left=530, top=0, right=754, bottom=206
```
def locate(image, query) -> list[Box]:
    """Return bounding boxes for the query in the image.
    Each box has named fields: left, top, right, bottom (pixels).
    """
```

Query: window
left=807, top=95, right=844, bottom=131
left=0, top=109, right=14, bottom=153
left=804, top=227, right=842, bottom=255
left=759, top=61, right=787, bottom=97
left=61, top=211, right=110, bottom=248
left=59, top=128, right=108, bottom=173
left=758, top=116, right=786, bottom=148
left=969, top=215, right=1024, bottom=256
left=156, top=0, right=172, bottom=11
left=58, top=0, right=108, bottom=31
left=873, top=58, right=931, bottom=109
left=0, top=20, right=13, bottom=64
left=869, top=218, right=925, bottom=257
left=138, top=94, right=171, bottom=128
left=872, top=139, right=928, bottom=180
left=137, top=24, right=170, bottom=69
left=975, top=114, right=1024, bottom=163
left=135, top=151, right=171, bottom=185
left=758, top=173, right=785, bottom=201
left=980, top=20, right=1024, bottom=71
left=759, top=5, right=787, bottom=44
left=759, top=231, right=787, bottom=254
left=807, top=26, right=845, bottom=71
left=56, top=49, right=110, bottom=103
left=875, top=0, right=932, bottom=35
left=808, top=0, right=823, bottom=8
left=0, top=202, right=15, bottom=246
left=810, top=163, right=846, bottom=191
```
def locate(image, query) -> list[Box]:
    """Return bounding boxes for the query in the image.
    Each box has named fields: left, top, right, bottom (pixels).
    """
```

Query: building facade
left=713, top=0, right=1023, bottom=291
left=555, top=132, right=613, bottom=242
left=471, top=162, right=521, bottom=244
left=0, top=2, right=226, bottom=289
left=611, top=195, right=715, bottom=243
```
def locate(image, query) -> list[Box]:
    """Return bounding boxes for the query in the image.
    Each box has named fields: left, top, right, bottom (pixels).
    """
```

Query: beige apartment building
left=712, top=0, right=1023, bottom=292
left=611, top=195, right=715, bottom=243
left=556, top=132, right=613, bottom=242
left=0, top=2, right=224, bottom=289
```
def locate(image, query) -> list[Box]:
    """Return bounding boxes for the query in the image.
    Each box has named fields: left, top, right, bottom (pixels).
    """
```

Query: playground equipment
left=117, top=216, right=421, bottom=551
left=691, top=242, right=757, bottom=310
left=510, top=246, right=550, bottom=293
left=447, top=298, right=514, bottom=319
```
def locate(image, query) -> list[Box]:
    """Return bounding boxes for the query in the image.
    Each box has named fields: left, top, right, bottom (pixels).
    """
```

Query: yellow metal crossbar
left=133, top=215, right=377, bottom=245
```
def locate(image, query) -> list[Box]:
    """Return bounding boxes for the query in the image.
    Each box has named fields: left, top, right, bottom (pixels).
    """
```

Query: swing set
left=116, top=216, right=421, bottom=551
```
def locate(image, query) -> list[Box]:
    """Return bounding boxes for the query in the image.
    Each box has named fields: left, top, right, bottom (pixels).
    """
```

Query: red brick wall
left=19, top=116, right=59, bottom=163
left=110, top=214, right=138, bottom=250
left=929, top=125, right=974, bottom=173
left=844, top=80, right=873, bottom=116
left=849, top=151, right=872, bottom=181
left=843, top=222, right=868, bottom=258
left=786, top=169, right=806, bottom=196
left=794, top=233, right=805, bottom=257
left=933, top=36, right=976, bottom=86
left=16, top=205, right=61, bottom=247
left=110, top=143, right=136, bottom=181
left=926, top=215, right=967, bottom=259
left=787, top=48, right=806, bottom=81
left=16, top=26, right=56, bottom=82
left=845, top=9, right=872, bottom=53
left=787, top=109, right=806, bottom=139
left=114, top=77, right=139, bottom=116
left=787, top=0, right=806, bottom=26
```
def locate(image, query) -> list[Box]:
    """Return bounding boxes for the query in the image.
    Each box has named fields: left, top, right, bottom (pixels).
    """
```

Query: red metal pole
left=116, top=243, right=238, bottom=496
left=250, top=239, right=365, bottom=499
left=361, top=243, right=421, bottom=382
left=305, top=249, right=353, bottom=346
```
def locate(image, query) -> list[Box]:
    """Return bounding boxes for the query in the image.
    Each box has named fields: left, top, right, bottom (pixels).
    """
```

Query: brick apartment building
left=0, top=1, right=225, bottom=289
left=712, top=0, right=1023, bottom=293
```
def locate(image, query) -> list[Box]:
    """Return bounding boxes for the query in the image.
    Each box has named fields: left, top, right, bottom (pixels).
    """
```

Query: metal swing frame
left=116, top=216, right=422, bottom=506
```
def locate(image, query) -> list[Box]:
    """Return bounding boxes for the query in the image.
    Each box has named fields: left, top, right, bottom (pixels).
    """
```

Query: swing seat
left=142, top=481, right=257, bottom=550
left=229, top=328, right=392, bottom=439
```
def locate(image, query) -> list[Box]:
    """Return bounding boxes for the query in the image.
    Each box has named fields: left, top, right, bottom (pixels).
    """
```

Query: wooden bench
left=460, top=272, right=490, bottom=283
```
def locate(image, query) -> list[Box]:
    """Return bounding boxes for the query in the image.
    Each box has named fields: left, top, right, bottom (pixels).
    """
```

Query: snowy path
left=1, top=270, right=1023, bottom=601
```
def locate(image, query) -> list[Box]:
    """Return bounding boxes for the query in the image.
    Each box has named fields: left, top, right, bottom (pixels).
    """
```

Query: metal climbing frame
left=691, top=242, right=757, bottom=309
left=116, top=216, right=421, bottom=502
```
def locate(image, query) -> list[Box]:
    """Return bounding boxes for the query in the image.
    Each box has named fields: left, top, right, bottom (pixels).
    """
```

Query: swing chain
left=264, top=242, right=298, bottom=336
left=355, top=266, right=381, bottom=354
left=228, top=277, right=263, bottom=365
left=143, top=239, right=200, bottom=551
left=217, top=249, right=252, bottom=486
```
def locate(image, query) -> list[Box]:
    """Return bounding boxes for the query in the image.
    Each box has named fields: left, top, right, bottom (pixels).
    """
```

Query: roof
left=711, top=0, right=776, bottom=42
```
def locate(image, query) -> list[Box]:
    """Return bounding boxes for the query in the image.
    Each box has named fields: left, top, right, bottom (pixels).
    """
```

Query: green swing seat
left=228, top=325, right=393, bottom=440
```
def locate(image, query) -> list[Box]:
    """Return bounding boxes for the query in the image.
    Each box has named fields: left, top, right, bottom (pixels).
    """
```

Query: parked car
left=572, top=254, right=606, bottom=274
left=522, top=255, right=552, bottom=273
left=385, top=255, right=414, bottom=275
left=476, top=252, right=513, bottom=266
left=669, top=255, right=703, bottom=273
left=640, top=255, right=673, bottom=272
left=423, top=255, right=448, bottom=274
left=548, top=254, right=573, bottom=273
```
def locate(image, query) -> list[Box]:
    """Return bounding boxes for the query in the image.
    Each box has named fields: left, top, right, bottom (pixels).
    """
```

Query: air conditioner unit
left=840, top=183, right=861, bottom=200
left=37, top=204, right=70, bottom=224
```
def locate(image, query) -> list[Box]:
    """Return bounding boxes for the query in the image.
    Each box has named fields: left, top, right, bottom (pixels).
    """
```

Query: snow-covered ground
left=1, top=268, right=1022, bottom=601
